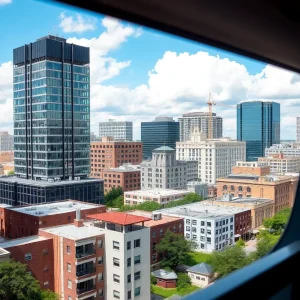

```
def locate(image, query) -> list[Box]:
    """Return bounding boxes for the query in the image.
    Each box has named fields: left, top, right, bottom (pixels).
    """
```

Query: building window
left=98, top=289, right=103, bottom=297
left=186, top=233, right=190, bottom=238
left=127, top=274, right=131, bottom=283
left=134, top=287, right=141, bottom=296
left=196, top=276, right=200, bottom=280
left=186, top=226, right=190, bottom=231
left=127, top=257, right=131, bottom=267
left=67, top=263, right=71, bottom=272
left=113, top=241, right=120, bottom=250
left=43, top=281, right=49, bottom=286
left=192, top=227, right=197, bottom=233
left=152, top=254, right=157, bottom=262
left=113, top=258, right=120, bottom=267
left=207, top=237, right=211, bottom=244
left=68, top=297, right=72, bottom=300
left=238, top=186, right=243, bottom=192
left=201, top=221, right=205, bottom=226
left=113, top=290, right=120, bottom=299
left=247, top=187, right=251, bottom=193
left=230, top=217, right=233, bottom=222
left=201, top=228, right=205, bottom=234
left=98, top=256, right=103, bottom=265
left=98, top=273, right=103, bottom=282
left=68, top=280, right=72, bottom=289
left=127, top=241, right=131, bottom=250
left=186, top=219, right=190, bottom=224
left=134, top=255, right=141, bottom=265
left=231, top=185, right=235, bottom=191
left=192, top=220, right=197, bottom=225
left=201, top=244, right=204, bottom=249
left=134, top=239, right=141, bottom=248
left=98, top=239, right=103, bottom=248
left=152, top=242, right=157, bottom=250
left=128, top=290, right=132, bottom=300
left=134, top=271, right=141, bottom=280
left=113, top=274, right=120, bottom=283
left=67, top=246, right=71, bottom=254
left=152, top=231, right=156, bottom=238
left=160, top=229, right=163, bottom=236
left=207, top=222, right=211, bottom=227
left=223, top=185, right=227, bottom=190
left=24, top=253, right=32, bottom=261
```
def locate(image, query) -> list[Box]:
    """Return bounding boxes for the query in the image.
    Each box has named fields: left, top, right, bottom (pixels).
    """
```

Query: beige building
left=187, top=263, right=214, bottom=288
left=217, top=161, right=298, bottom=213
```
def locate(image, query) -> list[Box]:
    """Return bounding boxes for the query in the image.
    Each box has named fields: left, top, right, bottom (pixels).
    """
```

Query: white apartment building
left=124, top=189, right=191, bottom=205
left=178, top=112, right=223, bottom=141
left=0, top=131, right=13, bottom=151
left=297, top=117, right=300, bottom=142
left=155, top=202, right=250, bottom=253
left=176, top=128, right=246, bottom=184
left=258, top=154, right=300, bottom=173
left=99, top=119, right=133, bottom=141
left=141, top=146, right=198, bottom=190
left=265, top=143, right=300, bottom=157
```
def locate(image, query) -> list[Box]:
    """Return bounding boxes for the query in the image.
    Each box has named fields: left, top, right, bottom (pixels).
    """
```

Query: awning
left=234, top=234, right=241, bottom=238
left=252, top=229, right=259, bottom=234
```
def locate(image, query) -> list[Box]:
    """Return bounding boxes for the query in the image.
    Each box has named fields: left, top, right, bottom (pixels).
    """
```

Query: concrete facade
left=187, top=181, right=208, bottom=198
left=141, top=146, right=198, bottom=190
left=99, top=120, right=133, bottom=141
left=176, top=129, right=246, bottom=184
left=0, top=131, right=13, bottom=151
left=265, top=143, right=300, bottom=157
left=258, top=154, right=300, bottom=173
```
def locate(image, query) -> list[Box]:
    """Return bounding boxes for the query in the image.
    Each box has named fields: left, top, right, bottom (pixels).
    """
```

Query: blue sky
left=0, top=0, right=298, bottom=140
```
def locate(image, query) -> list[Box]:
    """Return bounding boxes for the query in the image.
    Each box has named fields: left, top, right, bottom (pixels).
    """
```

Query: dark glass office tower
left=237, top=101, right=280, bottom=161
left=13, top=35, right=90, bottom=180
left=141, top=116, right=180, bottom=159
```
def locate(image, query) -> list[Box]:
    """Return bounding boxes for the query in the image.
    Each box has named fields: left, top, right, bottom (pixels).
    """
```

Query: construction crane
left=207, top=93, right=216, bottom=139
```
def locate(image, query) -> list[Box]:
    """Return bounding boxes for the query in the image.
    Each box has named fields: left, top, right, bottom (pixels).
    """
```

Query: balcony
left=76, top=244, right=95, bottom=259
left=76, top=266, right=96, bottom=277
left=77, top=285, right=96, bottom=295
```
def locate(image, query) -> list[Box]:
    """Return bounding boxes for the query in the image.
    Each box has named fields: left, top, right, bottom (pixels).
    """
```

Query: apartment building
left=90, top=137, right=142, bottom=177
left=124, top=189, right=191, bottom=206
left=178, top=112, right=223, bottom=141
left=265, top=143, right=300, bottom=157
left=217, top=161, right=298, bottom=212
left=141, top=146, right=198, bottom=189
left=99, top=120, right=133, bottom=141
left=102, top=164, right=141, bottom=193
left=0, top=131, right=13, bottom=151
left=176, top=128, right=246, bottom=184
left=258, top=154, right=300, bottom=173
left=0, top=200, right=106, bottom=239
left=126, top=210, right=184, bottom=270
left=155, top=202, right=251, bottom=252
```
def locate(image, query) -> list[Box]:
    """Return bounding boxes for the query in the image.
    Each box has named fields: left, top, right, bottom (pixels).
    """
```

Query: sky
left=0, top=0, right=299, bottom=140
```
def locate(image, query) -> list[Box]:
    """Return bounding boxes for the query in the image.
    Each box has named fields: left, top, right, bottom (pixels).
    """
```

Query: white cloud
left=0, top=0, right=12, bottom=5
left=59, top=12, right=96, bottom=34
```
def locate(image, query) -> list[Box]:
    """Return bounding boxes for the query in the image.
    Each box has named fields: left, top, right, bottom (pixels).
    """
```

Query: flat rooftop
left=106, top=165, right=141, bottom=173
left=126, top=210, right=183, bottom=227
left=0, top=176, right=103, bottom=187
left=0, top=204, right=11, bottom=208
left=125, top=189, right=190, bottom=197
left=41, top=223, right=104, bottom=240
left=88, top=212, right=151, bottom=225
left=7, top=200, right=104, bottom=216
left=215, top=197, right=273, bottom=204
left=0, top=235, right=49, bottom=249
left=155, top=202, right=250, bottom=219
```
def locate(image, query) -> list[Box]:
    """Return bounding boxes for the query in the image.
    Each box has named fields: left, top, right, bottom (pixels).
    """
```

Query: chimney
left=74, top=208, right=84, bottom=227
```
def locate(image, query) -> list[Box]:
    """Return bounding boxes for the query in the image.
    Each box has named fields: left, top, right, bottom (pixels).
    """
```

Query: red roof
left=87, top=212, right=151, bottom=226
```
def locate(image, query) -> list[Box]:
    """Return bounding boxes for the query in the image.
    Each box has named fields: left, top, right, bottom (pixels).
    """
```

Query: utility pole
left=207, top=93, right=216, bottom=139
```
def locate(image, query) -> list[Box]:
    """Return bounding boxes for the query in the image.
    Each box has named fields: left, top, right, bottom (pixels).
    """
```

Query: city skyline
left=0, top=0, right=300, bottom=141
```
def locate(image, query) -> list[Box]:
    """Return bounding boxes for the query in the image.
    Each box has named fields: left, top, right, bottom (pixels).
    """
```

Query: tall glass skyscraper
left=13, top=35, right=90, bottom=180
left=141, top=116, right=179, bottom=159
left=237, top=101, right=280, bottom=161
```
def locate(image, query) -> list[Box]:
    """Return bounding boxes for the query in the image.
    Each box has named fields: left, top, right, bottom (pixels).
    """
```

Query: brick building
left=90, top=136, right=142, bottom=177
left=126, top=210, right=184, bottom=269
left=0, top=151, right=13, bottom=164
left=217, top=161, right=298, bottom=213
left=0, top=200, right=106, bottom=239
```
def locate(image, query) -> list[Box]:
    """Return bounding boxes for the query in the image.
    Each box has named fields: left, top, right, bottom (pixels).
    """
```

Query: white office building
left=176, top=128, right=246, bottom=184
left=258, top=154, right=300, bottom=173
left=178, top=112, right=223, bottom=142
left=0, top=131, right=13, bottom=151
left=99, top=119, right=133, bottom=141
left=141, top=146, right=198, bottom=190
left=155, top=202, right=250, bottom=253
left=265, top=143, right=300, bottom=157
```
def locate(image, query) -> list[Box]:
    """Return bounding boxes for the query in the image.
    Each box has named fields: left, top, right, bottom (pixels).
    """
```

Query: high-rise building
left=99, top=119, right=133, bottom=141
left=141, top=116, right=179, bottom=159
left=237, top=101, right=280, bottom=161
left=13, top=35, right=90, bottom=180
left=178, top=112, right=223, bottom=141
left=0, top=131, right=14, bottom=151
left=297, top=117, right=300, bottom=142
left=176, top=128, right=246, bottom=184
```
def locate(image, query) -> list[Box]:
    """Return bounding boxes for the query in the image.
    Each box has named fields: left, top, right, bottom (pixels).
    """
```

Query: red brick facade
left=156, top=278, right=176, bottom=289
left=235, top=210, right=252, bottom=240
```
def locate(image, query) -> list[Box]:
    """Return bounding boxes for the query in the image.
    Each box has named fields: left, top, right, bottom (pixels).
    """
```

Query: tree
left=104, top=187, right=123, bottom=207
left=41, top=290, right=59, bottom=300
left=254, top=231, right=280, bottom=259
left=0, top=260, right=58, bottom=300
left=165, top=193, right=203, bottom=208
left=210, top=245, right=249, bottom=278
left=156, top=230, right=197, bottom=270
left=263, top=208, right=291, bottom=234
left=176, top=273, right=191, bottom=290
left=7, top=170, right=14, bottom=176
left=235, top=238, right=245, bottom=247
left=151, top=275, right=157, bottom=285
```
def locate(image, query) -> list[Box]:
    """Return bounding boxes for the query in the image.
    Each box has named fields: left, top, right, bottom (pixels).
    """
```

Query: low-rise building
left=187, top=181, right=208, bottom=198
left=141, top=146, right=198, bottom=190
left=155, top=202, right=251, bottom=252
left=207, top=185, right=217, bottom=198
left=0, top=151, right=13, bottom=164
left=187, top=263, right=214, bottom=288
left=151, top=269, right=177, bottom=288
left=265, top=143, right=300, bottom=157
left=124, top=189, right=190, bottom=206
left=258, top=154, right=300, bottom=173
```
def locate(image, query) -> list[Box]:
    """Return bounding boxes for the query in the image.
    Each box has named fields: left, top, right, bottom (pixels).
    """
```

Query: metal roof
left=187, top=262, right=213, bottom=275
left=152, top=269, right=178, bottom=280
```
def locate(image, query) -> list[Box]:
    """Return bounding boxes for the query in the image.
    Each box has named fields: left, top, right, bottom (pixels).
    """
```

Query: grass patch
left=183, top=251, right=212, bottom=266
left=151, top=285, right=200, bottom=298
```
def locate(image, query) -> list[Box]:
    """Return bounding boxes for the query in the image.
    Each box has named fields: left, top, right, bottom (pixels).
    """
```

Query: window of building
left=207, top=237, right=211, bottom=243
left=113, top=274, right=120, bottom=283
left=127, top=257, right=131, bottom=267
left=66, top=246, right=71, bottom=254
left=98, top=256, right=103, bottom=265
left=134, top=287, right=141, bottom=296
left=98, top=273, right=103, bottom=282
left=113, top=290, right=120, bottom=299
left=127, top=274, right=131, bottom=283
left=186, top=219, right=190, bottom=224
left=67, top=263, right=71, bottom=272
left=68, top=280, right=72, bottom=289
left=134, top=271, right=141, bottom=280
left=201, top=228, right=205, bottom=234
left=192, top=227, right=197, bottom=232
left=186, top=233, right=190, bottom=238
left=127, top=241, right=131, bottom=250
left=201, top=244, right=205, bottom=249
left=24, top=253, right=32, bottom=261
left=207, top=222, right=211, bottom=227
left=128, top=290, right=132, bottom=300
left=152, top=242, right=157, bottom=250
left=152, top=231, right=156, bottom=237
left=230, top=217, right=233, bottom=222
left=113, top=241, right=120, bottom=250
left=134, top=255, right=141, bottom=264
left=43, top=281, right=49, bottom=286
left=134, top=239, right=141, bottom=248
left=98, top=289, right=103, bottom=297
left=201, top=221, right=205, bottom=226
left=160, top=229, right=163, bottom=236
left=98, top=239, right=103, bottom=248
left=68, top=297, right=72, bottom=300
left=207, top=229, right=211, bottom=234
left=196, top=276, right=200, bottom=280
left=152, top=253, right=157, bottom=262
left=113, top=258, right=120, bottom=267
left=186, top=226, right=190, bottom=231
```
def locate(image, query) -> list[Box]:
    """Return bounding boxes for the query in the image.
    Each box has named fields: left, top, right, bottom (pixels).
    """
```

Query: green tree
left=7, top=170, right=14, bottom=176
left=104, top=187, right=123, bottom=207
left=0, top=260, right=58, bottom=300
left=165, top=193, right=203, bottom=208
left=254, top=231, right=280, bottom=259
left=156, top=230, right=197, bottom=270
left=235, top=238, right=245, bottom=247
left=176, top=273, right=191, bottom=290
left=151, top=274, right=157, bottom=285
left=263, top=208, right=291, bottom=234
left=210, top=244, right=249, bottom=278
left=41, top=290, right=59, bottom=300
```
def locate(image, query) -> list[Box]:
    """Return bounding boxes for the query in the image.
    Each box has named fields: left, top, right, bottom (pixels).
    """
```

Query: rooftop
left=7, top=200, right=104, bottom=216
left=87, top=212, right=151, bottom=225
left=187, top=262, right=213, bottom=275
left=0, top=204, right=12, bottom=208
left=0, top=235, right=49, bottom=249
left=106, top=165, right=141, bottom=173
left=41, top=223, right=104, bottom=240
left=215, top=196, right=273, bottom=205
left=125, top=189, right=190, bottom=197
left=152, top=269, right=178, bottom=280
left=154, top=146, right=175, bottom=152
left=155, top=202, right=250, bottom=219
left=0, top=176, right=103, bottom=187
left=126, top=210, right=183, bottom=227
